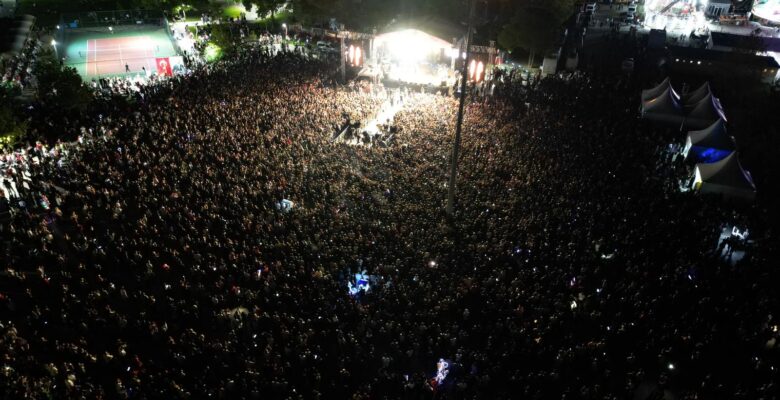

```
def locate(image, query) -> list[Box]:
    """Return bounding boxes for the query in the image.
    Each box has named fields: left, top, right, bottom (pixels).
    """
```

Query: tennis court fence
left=59, top=10, right=167, bottom=30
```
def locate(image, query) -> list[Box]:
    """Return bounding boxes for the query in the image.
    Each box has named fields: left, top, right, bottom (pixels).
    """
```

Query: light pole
left=340, top=32, right=346, bottom=83
left=446, top=0, right=476, bottom=217
left=51, top=39, right=58, bottom=59
left=282, top=23, right=287, bottom=38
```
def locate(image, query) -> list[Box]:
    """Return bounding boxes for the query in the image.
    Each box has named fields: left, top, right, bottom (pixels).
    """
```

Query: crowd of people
left=1, top=40, right=778, bottom=400
left=1, top=29, right=39, bottom=92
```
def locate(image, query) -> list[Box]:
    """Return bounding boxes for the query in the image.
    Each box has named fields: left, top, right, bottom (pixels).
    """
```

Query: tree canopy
left=33, top=48, right=93, bottom=113
left=497, top=0, right=575, bottom=56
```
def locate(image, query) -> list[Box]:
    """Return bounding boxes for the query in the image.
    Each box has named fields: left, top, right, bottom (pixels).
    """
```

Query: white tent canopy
left=683, top=119, right=736, bottom=158
left=683, top=81, right=712, bottom=106
left=693, top=152, right=756, bottom=201
left=641, top=87, right=685, bottom=126
left=684, top=93, right=726, bottom=130
left=641, top=77, right=673, bottom=102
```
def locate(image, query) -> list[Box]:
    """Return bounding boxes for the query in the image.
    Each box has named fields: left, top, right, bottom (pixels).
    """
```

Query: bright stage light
left=392, top=30, right=424, bottom=62
left=347, top=272, right=371, bottom=296
left=435, top=359, right=450, bottom=384
left=374, top=29, right=457, bottom=86
left=379, top=29, right=449, bottom=64
left=347, top=45, right=363, bottom=67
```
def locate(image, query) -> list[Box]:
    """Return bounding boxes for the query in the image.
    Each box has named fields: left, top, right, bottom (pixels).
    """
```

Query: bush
left=0, top=106, right=27, bottom=151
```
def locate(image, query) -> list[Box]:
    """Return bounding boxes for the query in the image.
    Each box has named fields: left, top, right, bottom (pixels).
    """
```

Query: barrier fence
left=59, top=10, right=167, bottom=30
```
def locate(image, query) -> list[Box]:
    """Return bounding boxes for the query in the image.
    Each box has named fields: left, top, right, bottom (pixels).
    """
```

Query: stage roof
left=381, top=16, right=464, bottom=43
left=374, top=28, right=453, bottom=50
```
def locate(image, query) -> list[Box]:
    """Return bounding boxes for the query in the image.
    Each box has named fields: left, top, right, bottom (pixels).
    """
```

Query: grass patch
left=223, top=4, right=244, bottom=19
left=249, top=10, right=293, bottom=31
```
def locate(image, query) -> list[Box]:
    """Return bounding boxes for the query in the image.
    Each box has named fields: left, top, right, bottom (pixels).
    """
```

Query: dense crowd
left=1, top=31, right=39, bottom=91
left=1, top=44, right=778, bottom=400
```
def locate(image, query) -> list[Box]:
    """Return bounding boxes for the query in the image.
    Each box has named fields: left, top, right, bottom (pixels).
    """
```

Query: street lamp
left=51, top=39, right=58, bottom=59
left=108, top=26, right=113, bottom=34
left=282, top=23, right=288, bottom=38
left=446, top=0, right=476, bottom=216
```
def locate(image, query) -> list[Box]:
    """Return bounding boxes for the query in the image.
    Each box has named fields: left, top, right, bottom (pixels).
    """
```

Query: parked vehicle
left=316, top=41, right=338, bottom=53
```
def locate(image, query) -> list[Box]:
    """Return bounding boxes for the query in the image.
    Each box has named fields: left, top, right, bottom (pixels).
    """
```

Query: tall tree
left=243, top=0, right=287, bottom=25
left=290, top=0, right=402, bottom=31
left=34, top=49, right=93, bottom=113
left=497, top=0, right=574, bottom=66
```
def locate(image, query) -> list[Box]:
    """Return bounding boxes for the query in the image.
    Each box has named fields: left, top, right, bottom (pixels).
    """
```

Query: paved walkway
left=337, top=90, right=406, bottom=147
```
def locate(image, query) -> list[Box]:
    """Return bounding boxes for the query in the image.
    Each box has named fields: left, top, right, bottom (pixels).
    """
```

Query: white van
left=316, top=41, right=337, bottom=53
left=585, top=2, right=598, bottom=13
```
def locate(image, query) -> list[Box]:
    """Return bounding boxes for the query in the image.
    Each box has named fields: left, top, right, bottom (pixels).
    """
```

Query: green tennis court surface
left=62, top=27, right=178, bottom=79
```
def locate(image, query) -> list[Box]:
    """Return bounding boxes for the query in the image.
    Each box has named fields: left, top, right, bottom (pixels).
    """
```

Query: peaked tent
left=684, top=93, right=727, bottom=130
left=641, top=77, right=674, bottom=102
left=693, top=152, right=756, bottom=201
left=683, top=81, right=712, bottom=106
left=683, top=119, right=736, bottom=163
left=641, top=87, right=685, bottom=126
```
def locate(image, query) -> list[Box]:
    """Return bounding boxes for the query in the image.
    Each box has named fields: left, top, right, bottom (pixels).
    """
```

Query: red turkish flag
left=156, top=57, right=172, bottom=76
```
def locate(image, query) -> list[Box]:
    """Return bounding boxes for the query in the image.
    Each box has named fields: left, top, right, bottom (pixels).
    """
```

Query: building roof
left=711, top=32, right=780, bottom=53
left=0, top=16, right=34, bottom=55
left=670, top=46, right=780, bottom=69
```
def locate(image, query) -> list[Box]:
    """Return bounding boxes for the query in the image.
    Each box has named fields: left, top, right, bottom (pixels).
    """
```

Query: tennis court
left=62, top=26, right=179, bottom=79
left=84, top=36, right=157, bottom=76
